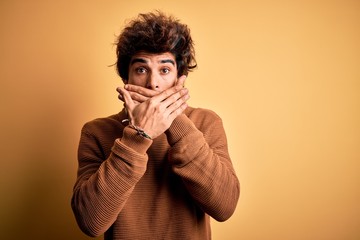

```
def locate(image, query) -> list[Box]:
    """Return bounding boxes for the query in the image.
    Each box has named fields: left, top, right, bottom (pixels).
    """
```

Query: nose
left=146, top=71, right=160, bottom=90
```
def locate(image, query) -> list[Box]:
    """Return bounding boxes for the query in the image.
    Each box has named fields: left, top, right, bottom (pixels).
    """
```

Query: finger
left=118, top=87, right=135, bottom=111
left=167, top=101, right=188, bottom=122
left=128, top=91, right=149, bottom=103
left=117, top=87, right=141, bottom=104
left=175, top=75, right=187, bottom=87
left=164, top=90, right=190, bottom=115
left=151, top=83, right=185, bottom=105
left=117, top=90, right=125, bottom=102
left=117, top=87, right=125, bottom=102
left=160, top=88, right=189, bottom=109
left=125, top=84, right=158, bottom=98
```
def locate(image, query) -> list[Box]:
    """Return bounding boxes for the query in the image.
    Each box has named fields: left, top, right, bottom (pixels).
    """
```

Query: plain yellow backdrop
left=1, top=0, right=359, bottom=239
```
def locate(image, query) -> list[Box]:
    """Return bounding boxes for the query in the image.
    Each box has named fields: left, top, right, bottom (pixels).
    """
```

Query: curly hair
left=115, top=11, right=197, bottom=82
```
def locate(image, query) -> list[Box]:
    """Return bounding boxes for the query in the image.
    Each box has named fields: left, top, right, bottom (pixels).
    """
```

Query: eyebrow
left=130, top=58, right=175, bottom=66
left=130, top=58, right=148, bottom=65
left=160, top=59, right=175, bottom=66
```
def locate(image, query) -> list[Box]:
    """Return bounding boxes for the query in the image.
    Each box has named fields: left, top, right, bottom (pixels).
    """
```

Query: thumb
left=118, top=87, right=135, bottom=111
left=176, top=75, right=187, bottom=87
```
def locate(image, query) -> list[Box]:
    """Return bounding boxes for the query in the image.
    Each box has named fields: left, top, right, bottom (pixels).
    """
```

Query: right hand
left=117, top=75, right=187, bottom=104
left=117, top=78, right=190, bottom=139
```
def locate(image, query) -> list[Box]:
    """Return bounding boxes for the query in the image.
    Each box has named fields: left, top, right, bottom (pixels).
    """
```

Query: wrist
left=166, top=114, right=194, bottom=145
left=128, top=124, right=152, bottom=140
left=119, top=126, right=153, bottom=154
left=122, top=118, right=152, bottom=139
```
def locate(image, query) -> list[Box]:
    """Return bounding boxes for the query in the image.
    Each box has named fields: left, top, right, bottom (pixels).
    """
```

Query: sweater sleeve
left=166, top=112, right=240, bottom=222
left=71, top=125, right=152, bottom=237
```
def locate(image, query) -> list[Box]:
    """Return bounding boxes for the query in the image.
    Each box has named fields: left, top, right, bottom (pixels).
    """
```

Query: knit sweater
left=71, top=107, right=240, bottom=240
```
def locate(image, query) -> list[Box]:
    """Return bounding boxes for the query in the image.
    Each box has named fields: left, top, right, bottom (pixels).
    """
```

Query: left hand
left=117, top=75, right=187, bottom=104
left=117, top=82, right=189, bottom=139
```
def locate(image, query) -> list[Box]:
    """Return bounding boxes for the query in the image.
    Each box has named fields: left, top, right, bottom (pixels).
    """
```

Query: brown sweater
left=71, top=107, right=240, bottom=240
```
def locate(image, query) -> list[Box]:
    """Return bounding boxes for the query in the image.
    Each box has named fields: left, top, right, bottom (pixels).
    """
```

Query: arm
left=166, top=112, right=240, bottom=221
left=71, top=125, right=152, bottom=237
left=117, top=81, right=239, bottom=220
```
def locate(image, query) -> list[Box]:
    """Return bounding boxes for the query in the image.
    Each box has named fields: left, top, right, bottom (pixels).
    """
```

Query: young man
left=71, top=11, right=240, bottom=240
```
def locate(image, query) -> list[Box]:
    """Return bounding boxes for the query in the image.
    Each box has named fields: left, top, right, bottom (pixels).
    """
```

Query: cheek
left=128, top=75, right=147, bottom=87
left=162, top=75, right=177, bottom=89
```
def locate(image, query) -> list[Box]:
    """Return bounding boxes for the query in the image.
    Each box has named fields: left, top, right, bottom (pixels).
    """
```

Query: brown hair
left=115, top=11, right=197, bottom=82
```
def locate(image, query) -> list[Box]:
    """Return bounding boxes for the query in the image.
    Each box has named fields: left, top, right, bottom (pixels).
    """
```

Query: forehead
left=130, top=52, right=176, bottom=64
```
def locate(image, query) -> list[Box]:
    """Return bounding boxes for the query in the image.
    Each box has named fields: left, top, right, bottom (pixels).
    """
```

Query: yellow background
left=1, top=0, right=359, bottom=239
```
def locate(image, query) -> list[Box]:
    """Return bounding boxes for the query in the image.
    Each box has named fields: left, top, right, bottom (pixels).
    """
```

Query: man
left=71, top=11, right=240, bottom=240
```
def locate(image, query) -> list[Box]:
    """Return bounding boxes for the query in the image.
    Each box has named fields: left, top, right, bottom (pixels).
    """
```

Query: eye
left=161, top=68, right=170, bottom=74
left=136, top=67, right=147, bottom=74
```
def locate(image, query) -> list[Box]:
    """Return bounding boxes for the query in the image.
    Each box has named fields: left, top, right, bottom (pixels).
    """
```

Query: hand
left=117, top=75, right=187, bottom=104
left=117, top=85, right=157, bottom=104
left=117, top=77, right=189, bottom=139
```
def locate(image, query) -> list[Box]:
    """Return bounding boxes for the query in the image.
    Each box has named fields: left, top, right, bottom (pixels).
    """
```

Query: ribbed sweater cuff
left=117, top=126, right=153, bottom=155
left=166, top=114, right=197, bottom=145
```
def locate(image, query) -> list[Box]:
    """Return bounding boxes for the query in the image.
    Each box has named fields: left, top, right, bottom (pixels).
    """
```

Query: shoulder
left=185, top=106, right=223, bottom=128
